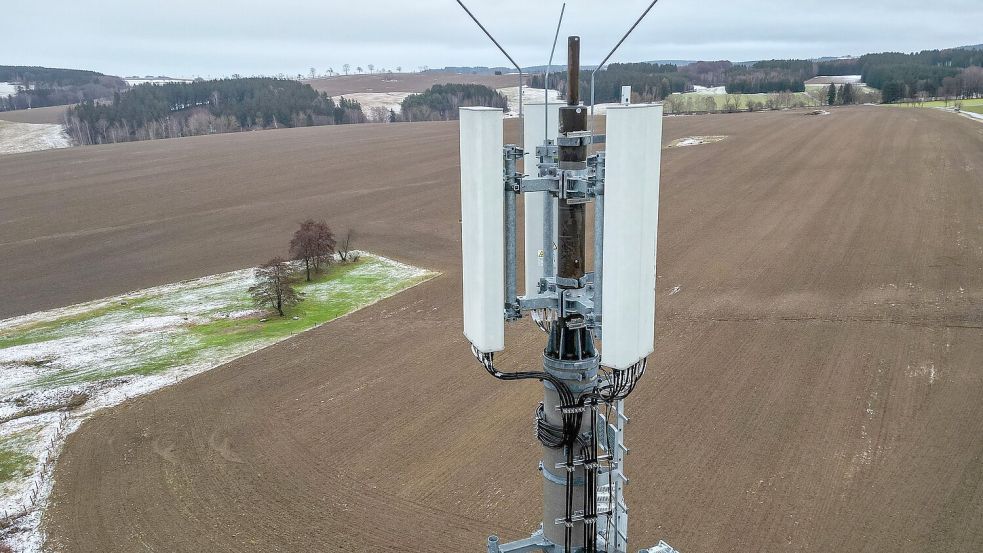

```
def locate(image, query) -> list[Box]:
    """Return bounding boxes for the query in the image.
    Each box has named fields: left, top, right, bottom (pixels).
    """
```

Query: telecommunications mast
left=457, top=3, right=676, bottom=552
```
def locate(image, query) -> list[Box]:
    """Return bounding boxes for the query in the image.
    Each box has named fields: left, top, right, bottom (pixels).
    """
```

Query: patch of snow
left=581, top=99, right=670, bottom=117
left=906, top=361, right=937, bottom=384
left=666, top=135, right=727, bottom=148
left=807, top=75, right=863, bottom=85
left=0, top=82, right=23, bottom=96
left=124, top=78, right=193, bottom=87
left=579, top=102, right=625, bottom=117
left=0, top=121, right=71, bottom=155
left=691, top=85, right=726, bottom=95
left=343, top=92, right=413, bottom=118
left=845, top=387, right=881, bottom=479
left=0, top=412, right=74, bottom=553
left=497, top=87, right=562, bottom=117
left=343, top=86, right=564, bottom=119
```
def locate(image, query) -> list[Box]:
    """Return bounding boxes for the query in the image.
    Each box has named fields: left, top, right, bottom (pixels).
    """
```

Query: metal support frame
left=490, top=80, right=669, bottom=552
left=504, top=145, right=522, bottom=320
left=511, top=35, right=606, bottom=553
left=455, top=4, right=675, bottom=550
left=507, top=144, right=605, bottom=327
left=596, top=400, right=629, bottom=550
left=494, top=88, right=672, bottom=552
left=590, top=152, right=605, bottom=338
left=488, top=529, right=554, bottom=553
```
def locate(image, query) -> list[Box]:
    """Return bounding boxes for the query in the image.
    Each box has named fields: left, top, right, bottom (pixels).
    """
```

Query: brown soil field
left=1, top=106, right=982, bottom=552
left=305, top=71, right=523, bottom=96
left=0, top=105, right=69, bottom=125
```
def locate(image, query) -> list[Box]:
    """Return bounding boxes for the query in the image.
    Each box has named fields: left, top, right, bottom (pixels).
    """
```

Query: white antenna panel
left=459, top=107, right=505, bottom=353
left=522, top=102, right=560, bottom=297
left=621, top=85, right=632, bottom=105
left=601, top=103, right=663, bottom=369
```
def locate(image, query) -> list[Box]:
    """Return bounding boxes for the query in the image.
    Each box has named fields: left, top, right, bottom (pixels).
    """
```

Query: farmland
left=305, top=71, right=521, bottom=96
left=0, top=107, right=72, bottom=156
left=0, top=106, right=69, bottom=125
left=306, top=72, right=529, bottom=118
left=0, top=120, right=70, bottom=155
left=805, top=82, right=879, bottom=95
left=1, top=106, right=983, bottom=552
left=892, top=97, right=983, bottom=109
left=670, top=90, right=819, bottom=110
left=0, top=254, right=435, bottom=550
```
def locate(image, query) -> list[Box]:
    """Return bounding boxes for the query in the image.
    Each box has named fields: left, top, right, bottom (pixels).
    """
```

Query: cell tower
left=457, top=3, right=676, bottom=553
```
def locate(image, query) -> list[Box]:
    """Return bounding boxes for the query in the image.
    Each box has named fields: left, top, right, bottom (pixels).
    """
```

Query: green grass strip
left=0, top=430, right=37, bottom=485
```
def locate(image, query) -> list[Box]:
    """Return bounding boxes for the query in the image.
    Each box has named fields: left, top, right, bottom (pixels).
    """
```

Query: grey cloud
left=2, top=0, right=980, bottom=77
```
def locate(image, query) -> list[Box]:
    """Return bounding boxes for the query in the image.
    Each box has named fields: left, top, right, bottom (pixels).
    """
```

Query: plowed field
left=1, top=106, right=981, bottom=551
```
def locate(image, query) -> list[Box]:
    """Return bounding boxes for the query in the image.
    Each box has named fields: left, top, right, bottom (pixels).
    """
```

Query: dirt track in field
left=305, top=71, right=523, bottom=96
left=2, top=107, right=983, bottom=551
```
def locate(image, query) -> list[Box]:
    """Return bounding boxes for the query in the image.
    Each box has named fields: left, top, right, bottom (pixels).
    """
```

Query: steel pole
left=557, top=36, right=587, bottom=282
left=542, top=36, right=600, bottom=552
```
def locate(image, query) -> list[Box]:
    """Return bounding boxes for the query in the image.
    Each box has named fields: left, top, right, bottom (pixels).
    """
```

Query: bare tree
left=777, top=90, right=794, bottom=109
left=356, top=66, right=364, bottom=74
left=765, top=94, right=780, bottom=110
left=962, top=66, right=983, bottom=97
left=250, top=258, right=302, bottom=317
left=289, top=219, right=337, bottom=281
left=368, top=106, right=390, bottom=122
left=662, top=95, right=680, bottom=114
left=723, top=94, right=743, bottom=113
left=309, top=67, right=316, bottom=80
left=703, top=96, right=716, bottom=113
left=396, top=66, right=402, bottom=73
left=343, top=64, right=351, bottom=75
left=338, top=229, right=360, bottom=262
left=367, top=64, right=375, bottom=74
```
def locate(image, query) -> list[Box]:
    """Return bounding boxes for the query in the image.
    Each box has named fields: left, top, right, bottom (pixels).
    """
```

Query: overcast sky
left=3, top=0, right=981, bottom=78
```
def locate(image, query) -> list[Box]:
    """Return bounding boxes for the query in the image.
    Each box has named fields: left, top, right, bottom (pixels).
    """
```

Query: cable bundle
left=471, top=345, right=648, bottom=553
left=472, top=345, right=583, bottom=448
left=531, top=308, right=557, bottom=333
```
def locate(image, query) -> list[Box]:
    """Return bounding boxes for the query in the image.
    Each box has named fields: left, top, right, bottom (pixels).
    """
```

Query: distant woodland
left=817, top=49, right=983, bottom=103
left=530, top=46, right=983, bottom=105
left=532, top=60, right=812, bottom=104
left=66, top=78, right=366, bottom=145
left=399, top=84, right=508, bottom=121
left=0, top=65, right=126, bottom=111
left=8, top=43, right=982, bottom=147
